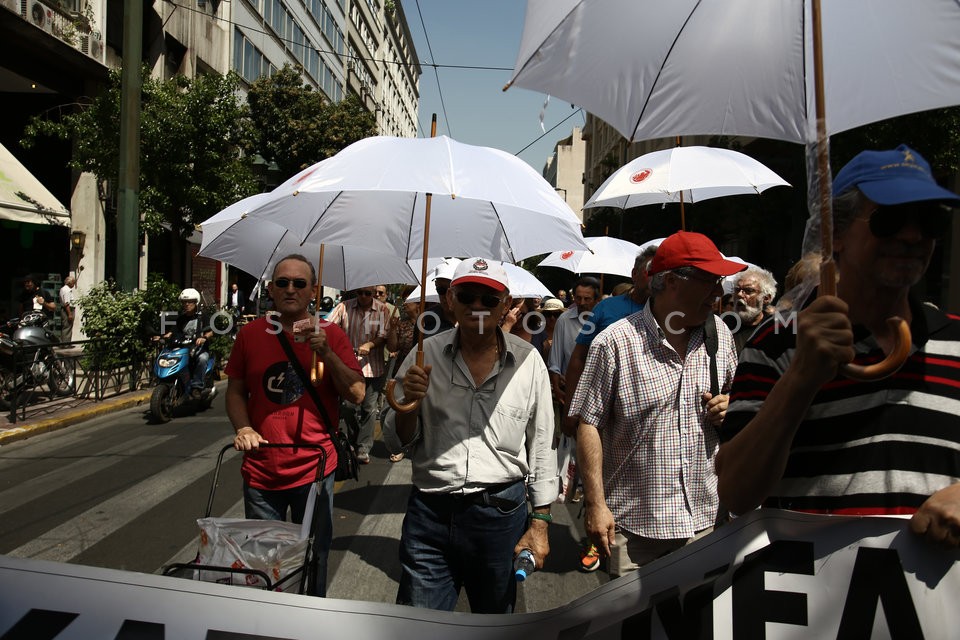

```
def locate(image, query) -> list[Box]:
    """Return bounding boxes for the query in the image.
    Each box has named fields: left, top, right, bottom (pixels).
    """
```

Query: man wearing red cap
left=570, top=231, right=745, bottom=576
left=382, top=258, right=557, bottom=613
left=717, top=145, right=960, bottom=549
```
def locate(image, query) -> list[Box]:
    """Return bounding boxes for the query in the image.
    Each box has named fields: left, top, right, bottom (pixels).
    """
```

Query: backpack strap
left=703, top=317, right=720, bottom=397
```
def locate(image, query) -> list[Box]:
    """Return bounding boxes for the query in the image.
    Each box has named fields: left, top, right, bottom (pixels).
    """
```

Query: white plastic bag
left=556, top=434, right=578, bottom=503
left=195, top=517, right=308, bottom=592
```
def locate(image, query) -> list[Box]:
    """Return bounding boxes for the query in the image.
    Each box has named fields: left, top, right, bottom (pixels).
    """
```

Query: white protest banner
left=2, top=509, right=958, bottom=638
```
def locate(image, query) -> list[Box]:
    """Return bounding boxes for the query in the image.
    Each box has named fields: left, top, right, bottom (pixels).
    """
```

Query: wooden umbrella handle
left=385, top=351, right=423, bottom=413
left=840, top=316, right=911, bottom=381
left=820, top=260, right=911, bottom=381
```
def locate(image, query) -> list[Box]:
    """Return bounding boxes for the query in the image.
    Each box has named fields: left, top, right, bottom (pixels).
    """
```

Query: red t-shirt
left=225, top=315, right=361, bottom=490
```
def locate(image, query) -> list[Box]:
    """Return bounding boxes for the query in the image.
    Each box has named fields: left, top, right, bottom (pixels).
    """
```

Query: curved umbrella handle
left=840, top=316, right=911, bottom=382
left=385, top=351, right=423, bottom=414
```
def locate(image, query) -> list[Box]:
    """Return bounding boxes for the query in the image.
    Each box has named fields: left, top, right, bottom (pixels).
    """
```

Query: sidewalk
left=0, top=388, right=154, bottom=447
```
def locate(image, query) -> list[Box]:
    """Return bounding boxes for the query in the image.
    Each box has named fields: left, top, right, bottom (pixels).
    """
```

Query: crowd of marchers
left=218, top=145, right=960, bottom=613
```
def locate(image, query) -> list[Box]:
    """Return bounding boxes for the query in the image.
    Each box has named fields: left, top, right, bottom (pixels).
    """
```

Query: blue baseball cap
left=832, top=144, right=960, bottom=206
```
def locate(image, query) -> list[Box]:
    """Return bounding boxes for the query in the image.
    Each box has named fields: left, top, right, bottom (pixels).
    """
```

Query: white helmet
left=178, top=288, right=201, bottom=302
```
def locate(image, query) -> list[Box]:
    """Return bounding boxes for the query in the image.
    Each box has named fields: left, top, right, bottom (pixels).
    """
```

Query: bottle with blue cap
left=514, top=548, right=536, bottom=582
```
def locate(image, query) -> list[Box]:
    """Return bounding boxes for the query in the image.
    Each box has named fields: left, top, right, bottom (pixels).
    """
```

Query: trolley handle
left=204, top=442, right=328, bottom=518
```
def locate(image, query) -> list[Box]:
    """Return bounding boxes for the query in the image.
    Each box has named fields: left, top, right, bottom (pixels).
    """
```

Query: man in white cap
left=718, top=145, right=960, bottom=550
left=571, top=231, right=745, bottom=576
left=382, top=257, right=557, bottom=614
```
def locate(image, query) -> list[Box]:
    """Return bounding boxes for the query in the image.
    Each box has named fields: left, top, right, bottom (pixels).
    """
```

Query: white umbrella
left=583, top=146, right=790, bottom=227
left=507, top=0, right=956, bottom=379
left=537, top=236, right=642, bottom=278
left=406, top=261, right=551, bottom=302
left=507, top=0, right=960, bottom=147
left=238, top=135, right=588, bottom=264
left=199, top=195, right=421, bottom=290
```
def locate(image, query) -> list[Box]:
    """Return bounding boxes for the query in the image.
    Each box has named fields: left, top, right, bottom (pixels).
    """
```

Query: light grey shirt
left=382, top=327, right=558, bottom=508
left=547, top=306, right=587, bottom=375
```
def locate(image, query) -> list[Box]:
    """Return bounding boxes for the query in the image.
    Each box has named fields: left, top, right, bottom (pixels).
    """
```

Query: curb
left=0, top=390, right=153, bottom=447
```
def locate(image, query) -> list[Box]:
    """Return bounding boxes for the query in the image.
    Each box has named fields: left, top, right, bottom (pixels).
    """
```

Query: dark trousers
left=396, top=480, right=528, bottom=613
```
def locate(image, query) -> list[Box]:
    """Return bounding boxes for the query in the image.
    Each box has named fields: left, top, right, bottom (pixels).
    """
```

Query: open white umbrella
left=406, top=261, right=551, bottom=303
left=199, top=194, right=421, bottom=290
left=583, top=146, right=790, bottom=229
left=507, top=0, right=959, bottom=378
left=537, top=236, right=642, bottom=278
left=237, top=134, right=588, bottom=264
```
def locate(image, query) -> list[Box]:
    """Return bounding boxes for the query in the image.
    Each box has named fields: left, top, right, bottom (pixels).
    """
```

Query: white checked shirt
left=569, top=303, right=738, bottom=539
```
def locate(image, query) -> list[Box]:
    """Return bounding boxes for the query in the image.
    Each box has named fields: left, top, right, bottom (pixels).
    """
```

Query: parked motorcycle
left=0, top=311, right=75, bottom=411
left=149, top=336, right=218, bottom=423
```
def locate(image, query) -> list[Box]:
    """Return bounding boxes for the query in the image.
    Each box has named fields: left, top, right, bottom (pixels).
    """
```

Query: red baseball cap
left=647, top=231, right=747, bottom=277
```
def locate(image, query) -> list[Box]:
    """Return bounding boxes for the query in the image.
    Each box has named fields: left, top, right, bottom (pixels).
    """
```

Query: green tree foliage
left=77, top=273, right=181, bottom=370
left=246, top=64, right=377, bottom=177
left=21, top=68, right=259, bottom=239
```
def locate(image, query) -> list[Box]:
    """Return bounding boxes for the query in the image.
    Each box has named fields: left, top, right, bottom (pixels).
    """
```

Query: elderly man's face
left=837, top=199, right=936, bottom=289
left=572, top=285, right=598, bottom=314
left=269, top=259, right=314, bottom=318
left=733, top=276, right=765, bottom=324
left=449, top=284, right=509, bottom=336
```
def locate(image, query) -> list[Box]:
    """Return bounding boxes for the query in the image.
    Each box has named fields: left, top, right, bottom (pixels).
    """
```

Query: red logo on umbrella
left=560, top=251, right=575, bottom=260
left=630, top=169, right=652, bottom=183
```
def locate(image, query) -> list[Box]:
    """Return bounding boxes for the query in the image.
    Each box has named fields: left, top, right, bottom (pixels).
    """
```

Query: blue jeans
left=190, top=350, right=210, bottom=390
left=243, top=473, right=335, bottom=597
left=396, top=480, right=528, bottom=613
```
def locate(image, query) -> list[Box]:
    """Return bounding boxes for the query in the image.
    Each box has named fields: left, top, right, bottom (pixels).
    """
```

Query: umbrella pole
left=676, top=136, right=686, bottom=230
left=386, top=114, right=438, bottom=413
left=310, top=244, right=325, bottom=383
left=810, top=0, right=909, bottom=380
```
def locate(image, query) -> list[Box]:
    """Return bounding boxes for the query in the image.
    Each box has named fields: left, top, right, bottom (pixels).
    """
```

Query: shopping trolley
left=163, top=442, right=327, bottom=594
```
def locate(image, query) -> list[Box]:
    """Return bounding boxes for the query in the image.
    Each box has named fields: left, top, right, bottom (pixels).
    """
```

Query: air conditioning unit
left=0, top=0, right=18, bottom=15
left=25, top=0, right=53, bottom=33
left=80, top=30, right=103, bottom=61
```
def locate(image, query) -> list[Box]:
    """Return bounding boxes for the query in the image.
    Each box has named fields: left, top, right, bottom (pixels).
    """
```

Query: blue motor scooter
left=150, top=336, right=217, bottom=423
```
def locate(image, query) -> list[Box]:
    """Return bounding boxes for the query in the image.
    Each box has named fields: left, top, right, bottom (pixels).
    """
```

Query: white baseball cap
left=432, top=257, right=462, bottom=282
left=451, top=258, right=509, bottom=292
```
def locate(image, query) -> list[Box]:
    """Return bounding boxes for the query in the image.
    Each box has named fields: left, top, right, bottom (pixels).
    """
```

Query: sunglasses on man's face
left=865, top=203, right=951, bottom=240
left=273, top=278, right=309, bottom=290
left=436, top=285, right=449, bottom=297
left=454, top=290, right=504, bottom=308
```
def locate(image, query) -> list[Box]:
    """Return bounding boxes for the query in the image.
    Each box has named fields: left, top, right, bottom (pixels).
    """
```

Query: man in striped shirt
left=572, top=232, right=745, bottom=576
left=717, top=145, right=960, bottom=549
left=327, top=287, right=394, bottom=464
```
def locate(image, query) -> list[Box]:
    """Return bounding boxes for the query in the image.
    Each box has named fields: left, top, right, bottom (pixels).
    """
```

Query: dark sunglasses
left=455, top=290, right=504, bottom=308
left=436, top=285, right=449, bottom=296
left=865, top=203, right=951, bottom=239
left=357, top=290, right=374, bottom=297
left=273, top=278, right=309, bottom=289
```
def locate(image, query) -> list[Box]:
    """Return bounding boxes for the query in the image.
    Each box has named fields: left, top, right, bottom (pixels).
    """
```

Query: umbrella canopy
left=236, top=135, right=589, bottom=264
left=199, top=194, right=421, bottom=290
left=537, top=236, right=643, bottom=278
left=507, top=0, right=960, bottom=145
left=406, top=261, right=551, bottom=303
left=583, top=146, right=790, bottom=210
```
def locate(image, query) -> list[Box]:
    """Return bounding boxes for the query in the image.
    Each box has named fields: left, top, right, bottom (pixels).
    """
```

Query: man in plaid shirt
left=569, top=231, right=744, bottom=576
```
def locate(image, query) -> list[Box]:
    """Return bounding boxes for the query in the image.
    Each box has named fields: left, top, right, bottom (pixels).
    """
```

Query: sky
left=399, top=0, right=584, bottom=173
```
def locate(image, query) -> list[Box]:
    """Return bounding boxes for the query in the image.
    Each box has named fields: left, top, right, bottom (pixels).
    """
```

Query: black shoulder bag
left=276, top=330, right=359, bottom=482
left=702, top=317, right=730, bottom=527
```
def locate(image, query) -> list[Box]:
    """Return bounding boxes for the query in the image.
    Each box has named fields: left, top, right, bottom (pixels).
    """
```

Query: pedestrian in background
left=59, top=275, right=77, bottom=342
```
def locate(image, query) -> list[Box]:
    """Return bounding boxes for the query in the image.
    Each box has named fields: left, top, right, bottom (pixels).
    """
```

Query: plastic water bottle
left=514, top=549, right=536, bottom=582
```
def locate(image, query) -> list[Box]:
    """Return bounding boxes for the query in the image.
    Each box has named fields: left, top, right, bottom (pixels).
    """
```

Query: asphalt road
left=0, top=391, right=608, bottom=613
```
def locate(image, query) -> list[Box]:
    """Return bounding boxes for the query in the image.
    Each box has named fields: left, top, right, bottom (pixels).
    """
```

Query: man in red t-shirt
left=226, top=254, right=363, bottom=597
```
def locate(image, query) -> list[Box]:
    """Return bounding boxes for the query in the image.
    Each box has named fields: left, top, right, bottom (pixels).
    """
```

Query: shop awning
left=0, top=142, right=70, bottom=226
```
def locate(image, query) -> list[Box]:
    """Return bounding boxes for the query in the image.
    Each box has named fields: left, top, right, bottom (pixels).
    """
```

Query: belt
left=421, top=480, right=524, bottom=511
